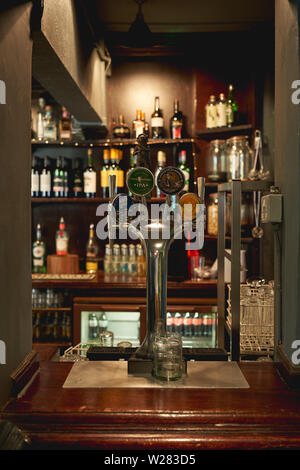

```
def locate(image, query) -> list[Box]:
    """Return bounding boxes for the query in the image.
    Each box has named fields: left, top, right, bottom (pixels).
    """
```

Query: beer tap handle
left=108, top=175, right=116, bottom=249
left=197, top=177, right=205, bottom=203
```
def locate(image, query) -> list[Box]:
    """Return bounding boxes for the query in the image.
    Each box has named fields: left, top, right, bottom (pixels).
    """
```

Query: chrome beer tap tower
left=108, top=134, right=206, bottom=367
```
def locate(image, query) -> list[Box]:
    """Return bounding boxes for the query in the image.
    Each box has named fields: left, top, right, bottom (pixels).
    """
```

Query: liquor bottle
left=205, top=95, right=217, bottom=129
left=40, top=157, right=51, bottom=197
left=32, top=223, right=46, bottom=273
left=109, top=149, right=118, bottom=195
left=61, top=157, right=69, bottom=197
left=43, top=105, right=57, bottom=141
left=31, top=156, right=40, bottom=197
left=101, top=149, right=110, bottom=198
left=99, top=312, right=108, bottom=334
left=59, top=106, right=72, bottom=140
left=85, top=223, right=98, bottom=273
left=183, top=312, right=193, bottom=337
left=203, top=315, right=209, bottom=337
left=120, top=244, right=129, bottom=276
left=37, top=97, right=45, bottom=141
left=142, top=112, right=149, bottom=136
left=170, top=99, right=183, bottom=139
left=103, top=244, right=113, bottom=274
left=112, top=244, right=121, bottom=274
left=88, top=313, right=99, bottom=340
left=72, top=158, right=83, bottom=197
left=136, top=244, right=145, bottom=276
left=84, top=149, right=96, bottom=198
left=216, top=93, right=227, bottom=127
left=53, top=157, right=64, bottom=197
left=154, top=150, right=166, bottom=197
left=177, top=150, right=190, bottom=192
left=151, top=96, right=164, bottom=138
left=128, top=244, right=137, bottom=276
left=56, top=217, right=69, bottom=255
left=112, top=114, right=130, bottom=139
left=115, top=151, right=124, bottom=193
left=174, top=312, right=183, bottom=335
left=132, top=109, right=144, bottom=139
left=226, top=84, right=238, bottom=127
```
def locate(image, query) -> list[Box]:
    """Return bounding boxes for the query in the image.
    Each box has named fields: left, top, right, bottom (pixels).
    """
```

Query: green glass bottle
left=177, top=150, right=190, bottom=192
left=226, top=84, right=238, bottom=127
left=32, top=223, right=46, bottom=273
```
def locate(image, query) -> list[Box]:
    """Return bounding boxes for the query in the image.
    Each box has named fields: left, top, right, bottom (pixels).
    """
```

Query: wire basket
left=227, top=281, right=274, bottom=354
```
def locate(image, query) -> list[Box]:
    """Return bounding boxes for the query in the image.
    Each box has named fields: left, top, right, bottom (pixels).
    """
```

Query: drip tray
left=62, top=361, right=249, bottom=389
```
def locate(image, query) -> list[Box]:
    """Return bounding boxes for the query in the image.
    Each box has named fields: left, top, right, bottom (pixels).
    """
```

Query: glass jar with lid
left=207, top=139, right=227, bottom=182
left=226, top=136, right=252, bottom=181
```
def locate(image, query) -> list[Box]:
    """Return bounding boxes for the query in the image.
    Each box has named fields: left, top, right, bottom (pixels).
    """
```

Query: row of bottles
left=32, top=310, right=72, bottom=342
left=166, top=312, right=215, bottom=337
left=32, top=147, right=191, bottom=198
left=34, top=98, right=73, bottom=142
left=88, top=312, right=108, bottom=341
left=112, top=97, right=185, bottom=140
left=104, top=243, right=146, bottom=277
left=31, top=150, right=96, bottom=198
left=205, top=84, right=238, bottom=129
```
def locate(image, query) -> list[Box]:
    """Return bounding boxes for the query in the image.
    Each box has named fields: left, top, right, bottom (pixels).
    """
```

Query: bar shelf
left=31, top=137, right=195, bottom=148
left=196, top=124, right=253, bottom=141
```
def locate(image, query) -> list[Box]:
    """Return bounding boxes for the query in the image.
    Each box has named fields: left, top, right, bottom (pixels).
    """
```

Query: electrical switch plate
left=261, top=193, right=283, bottom=223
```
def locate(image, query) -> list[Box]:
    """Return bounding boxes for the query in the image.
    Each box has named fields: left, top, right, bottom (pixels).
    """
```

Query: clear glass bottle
left=136, top=244, right=145, bottom=276
left=128, top=244, right=137, bottom=276
left=207, top=139, right=227, bottom=182
left=216, top=93, right=227, bottom=127
left=132, top=109, right=144, bottom=139
left=205, top=95, right=217, bottom=129
left=112, top=243, right=121, bottom=274
left=56, top=217, right=69, bottom=255
left=154, top=150, right=166, bottom=197
left=120, top=244, right=129, bottom=276
left=32, top=224, right=46, bottom=273
left=85, top=223, right=99, bottom=273
left=103, top=244, right=113, bottom=274
left=43, top=105, right=57, bottom=141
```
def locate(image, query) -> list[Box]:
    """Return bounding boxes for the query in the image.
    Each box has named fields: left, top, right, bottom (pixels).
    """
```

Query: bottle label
left=135, top=122, right=144, bottom=138
left=84, top=171, right=96, bottom=193
left=184, top=318, right=192, bottom=326
left=171, top=124, right=182, bottom=139
left=33, top=258, right=44, bottom=267
left=56, top=238, right=68, bottom=254
left=86, top=261, right=98, bottom=272
left=226, top=105, right=234, bottom=124
left=117, top=169, right=124, bottom=188
left=33, top=246, right=45, bottom=258
left=101, top=170, right=109, bottom=188
left=151, top=117, right=164, bottom=128
left=174, top=317, right=183, bottom=326
left=89, top=319, right=98, bottom=327
left=192, top=318, right=202, bottom=326
left=40, top=173, right=51, bottom=192
left=53, top=174, right=63, bottom=192
left=73, top=177, right=83, bottom=192
left=206, top=105, right=216, bottom=128
left=216, top=103, right=227, bottom=127
left=31, top=173, right=39, bottom=191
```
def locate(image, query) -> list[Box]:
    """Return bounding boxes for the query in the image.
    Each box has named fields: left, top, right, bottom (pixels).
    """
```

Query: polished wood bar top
left=2, top=361, right=300, bottom=450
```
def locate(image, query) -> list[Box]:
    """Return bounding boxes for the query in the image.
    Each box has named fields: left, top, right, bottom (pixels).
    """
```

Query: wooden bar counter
left=2, top=360, right=300, bottom=450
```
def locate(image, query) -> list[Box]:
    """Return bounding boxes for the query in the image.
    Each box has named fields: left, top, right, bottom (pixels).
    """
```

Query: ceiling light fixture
left=128, top=0, right=153, bottom=47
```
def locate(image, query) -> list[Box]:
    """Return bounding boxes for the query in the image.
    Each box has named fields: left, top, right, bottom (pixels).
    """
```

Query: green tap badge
left=126, top=167, right=154, bottom=197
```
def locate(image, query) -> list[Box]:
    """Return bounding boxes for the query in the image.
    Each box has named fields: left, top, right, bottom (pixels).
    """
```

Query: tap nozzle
left=197, top=177, right=205, bottom=203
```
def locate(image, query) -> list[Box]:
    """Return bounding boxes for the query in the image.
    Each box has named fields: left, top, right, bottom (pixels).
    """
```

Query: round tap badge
left=157, top=166, right=185, bottom=196
left=126, top=167, right=154, bottom=197
left=179, top=192, right=200, bottom=221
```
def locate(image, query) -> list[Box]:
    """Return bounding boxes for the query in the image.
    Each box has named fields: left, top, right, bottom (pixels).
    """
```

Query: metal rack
left=217, top=180, right=271, bottom=361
